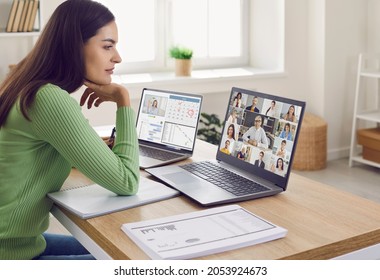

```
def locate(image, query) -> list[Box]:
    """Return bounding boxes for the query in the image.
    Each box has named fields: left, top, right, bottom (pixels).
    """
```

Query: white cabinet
left=349, top=53, right=380, bottom=168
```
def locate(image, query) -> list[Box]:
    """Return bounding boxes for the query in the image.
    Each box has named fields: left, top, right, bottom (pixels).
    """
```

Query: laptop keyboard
left=139, top=145, right=183, bottom=161
left=180, top=161, right=270, bottom=196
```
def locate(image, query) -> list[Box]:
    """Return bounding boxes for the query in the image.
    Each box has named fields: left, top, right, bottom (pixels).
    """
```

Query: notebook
left=136, top=88, right=203, bottom=169
left=47, top=177, right=179, bottom=219
left=146, top=87, right=306, bottom=206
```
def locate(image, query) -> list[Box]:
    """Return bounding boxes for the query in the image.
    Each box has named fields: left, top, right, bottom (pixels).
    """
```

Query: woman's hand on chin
left=80, top=80, right=131, bottom=109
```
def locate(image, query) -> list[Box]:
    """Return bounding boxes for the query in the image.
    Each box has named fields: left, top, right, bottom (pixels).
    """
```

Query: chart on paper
left=121, top=205, right=287, bottom=259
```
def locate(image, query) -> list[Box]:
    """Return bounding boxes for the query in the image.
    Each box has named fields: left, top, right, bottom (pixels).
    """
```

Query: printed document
left=121, top=204, right=287, bottom=259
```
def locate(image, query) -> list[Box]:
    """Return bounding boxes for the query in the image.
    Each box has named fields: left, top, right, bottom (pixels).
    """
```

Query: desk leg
left=50, top=206, right=112, bottom=260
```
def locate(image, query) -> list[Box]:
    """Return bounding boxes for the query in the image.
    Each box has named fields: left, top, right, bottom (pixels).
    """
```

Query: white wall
left=367, top=0, right=380, bottom=54
left=246, top=0, right=369, bottom=160
left=324, top=0, right=368, bottom=159
left=0, top=0, right=374, bottom=160
left=306, top=0, right=325, bottom=117
left=250, top=0, right=284, bottom=70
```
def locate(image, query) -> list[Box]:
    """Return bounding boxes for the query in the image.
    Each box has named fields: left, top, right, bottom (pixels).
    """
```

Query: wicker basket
left=293, top=113, right=327, bottom=170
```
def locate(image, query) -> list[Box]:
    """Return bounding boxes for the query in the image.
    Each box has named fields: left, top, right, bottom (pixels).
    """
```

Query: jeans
left=33, top=233, right=96, bottom=260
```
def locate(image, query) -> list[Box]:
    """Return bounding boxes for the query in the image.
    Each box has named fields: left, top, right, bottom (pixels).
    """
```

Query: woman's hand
left=102, top=137, right=115, bottom=149
left=80, top=80, right=131, bottom=109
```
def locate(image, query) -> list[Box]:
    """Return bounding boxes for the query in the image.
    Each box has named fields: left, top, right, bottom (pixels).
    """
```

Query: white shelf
left=0, top=31, right=40, bottom=38
left=356, top=110, right=380, bottom=122
left=361, top=70, right=380, bottom=78
left=349, top=53, right=380, bottom=168
left=350, top=155, right=380, bottom=169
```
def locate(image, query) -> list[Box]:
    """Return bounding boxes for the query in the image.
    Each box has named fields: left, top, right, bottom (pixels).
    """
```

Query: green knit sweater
left=0, top=84, right=139, bottom=259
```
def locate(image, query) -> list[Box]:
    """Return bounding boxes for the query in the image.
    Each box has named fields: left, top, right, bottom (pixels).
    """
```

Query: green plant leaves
left=169, top=46, right=193, bottom=59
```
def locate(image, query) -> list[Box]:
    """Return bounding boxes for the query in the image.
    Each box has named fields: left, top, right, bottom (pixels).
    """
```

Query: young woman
left=232, top=92, right=242, bottom=108
left=265, top=100, right=276, bottom=117
left=283, top=105, right=297, bottom=123
left=227, top=109, right=238, bottom=124
left=279, top=122, right=293, bottom=140
left=224, top=124, right=236, bottom=153
left=148, top=99, right=159, bottom=115
left=0, top=0, right=139, bottom=260
left=226, top=124, right=236, bottom=141
left=271, top=158, right=286, bottom=176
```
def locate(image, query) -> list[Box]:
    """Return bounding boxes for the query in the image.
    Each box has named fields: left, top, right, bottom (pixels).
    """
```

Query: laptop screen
left=216, top=87, right=305, bottom=188
left=136, top=88, right=202, bottom=151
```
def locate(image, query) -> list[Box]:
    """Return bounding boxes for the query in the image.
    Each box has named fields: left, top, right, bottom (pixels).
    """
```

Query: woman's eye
left=104, top=45, right=113, bottom=50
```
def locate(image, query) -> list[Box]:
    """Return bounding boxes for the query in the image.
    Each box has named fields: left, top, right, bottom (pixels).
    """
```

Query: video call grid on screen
left=136, top=89, right=202, bottom=151
left=219, top=90, right=303, bottom=177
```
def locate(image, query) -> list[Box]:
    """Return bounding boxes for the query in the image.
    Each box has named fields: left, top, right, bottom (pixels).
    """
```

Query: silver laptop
left=137, top=88, right=203, bottom=169
left=146, top=87, right=306, bottom=206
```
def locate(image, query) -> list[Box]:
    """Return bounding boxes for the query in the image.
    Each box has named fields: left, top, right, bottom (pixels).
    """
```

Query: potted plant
left=197, top=113, right=223, bottom=145
left=169, top=46, right=193, bottom=76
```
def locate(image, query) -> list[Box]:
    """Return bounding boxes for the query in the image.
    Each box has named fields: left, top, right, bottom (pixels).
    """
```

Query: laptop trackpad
left=163, top=172, right=203, bottom=185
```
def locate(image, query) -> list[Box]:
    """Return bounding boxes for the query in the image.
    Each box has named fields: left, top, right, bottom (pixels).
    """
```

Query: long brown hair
left=0, top=0, right=115, bottom=126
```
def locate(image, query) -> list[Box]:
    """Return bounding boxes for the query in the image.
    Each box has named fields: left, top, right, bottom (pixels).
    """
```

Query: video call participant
left=271, top=158, right=286, bottom=176
left=265, top=100, right=276, bottom=117
left=227, top=109, right=238, bottom=124
left=242, top=115, right=268, bottom=149
left=148, top=99, right=159, bottom=115
left=283, top=105, right=297, bottom=123
left=232, top=92, right=242, bottom=108
left=220, top=140, right=231, bottom=155
left=225, top=123, right=236, bottom=152
left=276, top=140, right=288, bottom=159
left=279, top=122, right=293, bottom=140
left=237, top=147, right=246, bottom=160
left=245, top=96, right=259, bottom=113
left=254, top=151, right=266, bottom=168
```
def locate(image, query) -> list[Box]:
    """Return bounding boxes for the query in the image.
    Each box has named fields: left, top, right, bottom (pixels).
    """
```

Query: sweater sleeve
left=29, top=85, right=139, bottom=195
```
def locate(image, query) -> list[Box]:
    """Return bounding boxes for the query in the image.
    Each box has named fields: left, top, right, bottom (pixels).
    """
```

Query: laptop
left=136, top=88, right=203, bottom=169
left=146, top=87, right=306, bottom=206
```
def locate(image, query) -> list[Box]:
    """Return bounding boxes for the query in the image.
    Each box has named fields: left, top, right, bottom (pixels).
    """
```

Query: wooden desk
left=52, top=140, right=380, bottom=260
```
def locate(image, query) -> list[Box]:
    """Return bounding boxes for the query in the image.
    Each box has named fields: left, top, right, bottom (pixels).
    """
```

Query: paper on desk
left=121, top=204, right=287, bottom=259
